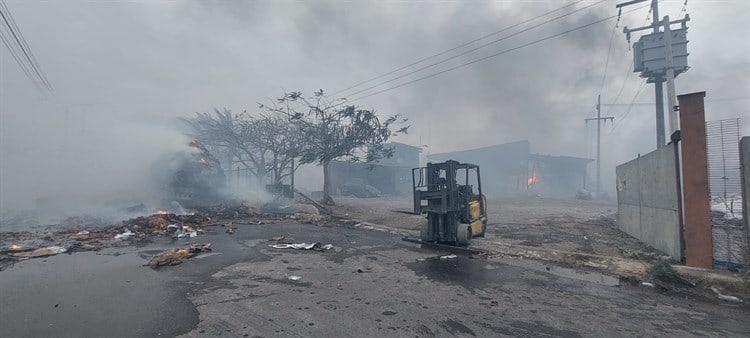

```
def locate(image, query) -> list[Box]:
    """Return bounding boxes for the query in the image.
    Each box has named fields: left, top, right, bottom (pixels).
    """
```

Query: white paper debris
left=114, top=230, right=135, bottom=240
left=439, top=254, right=457, bottom=259
left=269, top=243, right=332, bottom=250
left=711, top=287, right=743, bottom=303
left=46, top=246, right=67, bottom=254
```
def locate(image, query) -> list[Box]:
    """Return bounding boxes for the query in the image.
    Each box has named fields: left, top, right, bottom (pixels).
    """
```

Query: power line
left=332, top=0, right=589, bottom=97
left=0, top=0, right=50, bottom=90
left=604, top=96, right=750, bottom=106
left=598, top=8, right=621, bottom=95
left=0, top=0, right=53, bottom=93
left=345, top=4, right=649, bottom=105
left=340, top=0, right=608, bottom=99
left=0, top=25, right=44, bottom=92
left=610, top=80, right=647, bottom=133
left=679, top=0, right=689, bottom=16
left=606, top=5, right=652, bottom=120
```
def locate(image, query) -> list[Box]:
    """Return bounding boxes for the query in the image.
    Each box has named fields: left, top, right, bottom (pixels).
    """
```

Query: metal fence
left=706, top=118, right=743, bottom=217
left=705, top=118, right=747, bottom=271
left=226, top=167, right=256, bottom=186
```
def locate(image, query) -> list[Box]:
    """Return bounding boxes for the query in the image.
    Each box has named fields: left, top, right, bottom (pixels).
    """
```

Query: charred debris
left=0, top=141, right=328, bottom=271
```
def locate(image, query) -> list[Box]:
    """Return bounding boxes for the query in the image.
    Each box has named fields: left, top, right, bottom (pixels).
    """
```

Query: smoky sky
left=1, top=0, right=749, bottom=210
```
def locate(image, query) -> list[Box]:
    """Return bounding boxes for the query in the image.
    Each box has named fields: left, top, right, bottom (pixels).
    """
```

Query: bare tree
left=182, top=109, right=306, bottom=188
left=254, top=114, right=305, bottom=185
left=180, top=108, right=234, bottom=171
left=262, top=89, right=408, bottom=205
left=181, top=109, right=267, bottom=185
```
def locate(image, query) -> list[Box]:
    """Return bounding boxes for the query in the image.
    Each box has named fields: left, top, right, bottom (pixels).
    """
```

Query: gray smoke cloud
left=1, top=0, right=748, bottom=211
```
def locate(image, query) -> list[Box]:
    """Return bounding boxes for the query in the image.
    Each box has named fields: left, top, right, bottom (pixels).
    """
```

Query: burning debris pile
left=167, top=140, right=227, bottom=209
left=0, top=201, right=330, bottom=271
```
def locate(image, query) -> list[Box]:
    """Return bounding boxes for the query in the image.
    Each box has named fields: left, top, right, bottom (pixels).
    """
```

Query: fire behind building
left=328, top=140, right=590, bottom=198
left=428, top=140, right=592, bottom=198
left=167, top=140, right=226, bottom=208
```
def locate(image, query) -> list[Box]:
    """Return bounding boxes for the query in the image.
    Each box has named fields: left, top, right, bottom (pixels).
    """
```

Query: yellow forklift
left=412, top=160, right=487, bottom=246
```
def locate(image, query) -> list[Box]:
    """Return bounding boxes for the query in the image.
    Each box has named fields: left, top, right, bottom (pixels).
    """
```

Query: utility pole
left=617, top=0, right=690, bottom=148
left=617, top=0, right=664, bottom=148
left=585, top=95, right=614, bottom=196
left=663, top=15, right=678, bottom=135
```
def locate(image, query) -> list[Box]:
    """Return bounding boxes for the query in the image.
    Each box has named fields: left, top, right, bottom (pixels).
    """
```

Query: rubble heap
left=0, top=202, right=329, bottom=271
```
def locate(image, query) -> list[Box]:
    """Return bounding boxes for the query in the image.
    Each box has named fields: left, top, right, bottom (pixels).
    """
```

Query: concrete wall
left=741, top=136, right=750, bottom=269
left=742, top=137, right=750, bottom=227
left=616, top=144, right=682, bottom=260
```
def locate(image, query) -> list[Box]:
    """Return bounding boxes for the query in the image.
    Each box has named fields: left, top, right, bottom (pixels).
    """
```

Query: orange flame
left=154, top=208, right=169, bottom=215
left=527, top=174, right=538, bottom=186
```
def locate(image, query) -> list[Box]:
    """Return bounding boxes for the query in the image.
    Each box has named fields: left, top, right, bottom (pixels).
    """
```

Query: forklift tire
left=456, top=224, right=472, bottom=246
left=420, top=223, right=433, bottom=243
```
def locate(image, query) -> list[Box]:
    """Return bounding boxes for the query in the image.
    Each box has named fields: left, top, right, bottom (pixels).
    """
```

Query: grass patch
left=647, top=259, right=693, bottom=287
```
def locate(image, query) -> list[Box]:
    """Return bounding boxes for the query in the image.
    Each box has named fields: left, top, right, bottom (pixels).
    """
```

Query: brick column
left=678, top=92, right=713, bottom=269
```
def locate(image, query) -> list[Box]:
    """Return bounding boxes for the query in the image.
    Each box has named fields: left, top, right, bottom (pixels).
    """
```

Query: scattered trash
left=226, top=228, right=234, bottom=235
left=356, top=269, right=364, bottom=273
left=711, top=287, right=743, bottom=303
left=288, top=275, right=302, bottom=281
left=269, top=236, right=285, bottom=242
left=12, top=246, right=67, bottom=258
left=439, top=254, right=457, bottom=259
left=174, top=225, right=198, bottom=238
left=167, top=224, right=179, bottom=230
left=147, top=243, right=212, bottom=268
left=641, top=282, right=655, bottom=288
left=583, top=236, right=589, bottom=240
left=76, top=230, right=90, bottom=236
left=269, top=243, right=333, bottom=251
left=8, top=244, right=23, bottom=251
left=416, top=258, right=425, bottom=262
left=115, top=230, right=135, bottom=240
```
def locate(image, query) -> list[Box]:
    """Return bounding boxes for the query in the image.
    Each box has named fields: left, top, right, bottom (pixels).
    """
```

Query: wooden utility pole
left=585, top=95, right=614, bottom=196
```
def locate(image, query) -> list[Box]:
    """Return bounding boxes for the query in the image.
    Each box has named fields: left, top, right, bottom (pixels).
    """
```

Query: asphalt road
left=1, top=221, right=748, bottom=337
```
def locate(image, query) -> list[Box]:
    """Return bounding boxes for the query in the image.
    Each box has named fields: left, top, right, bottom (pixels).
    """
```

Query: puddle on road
left=497, top=257, right=620, bottom=286
left=406, top=255, right=508, bottom=291
left=406, top=254, right=619, bottom=289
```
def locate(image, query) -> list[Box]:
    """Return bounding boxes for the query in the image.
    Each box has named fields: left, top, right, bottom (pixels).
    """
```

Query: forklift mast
left=412, top=160, right=487, bottom=245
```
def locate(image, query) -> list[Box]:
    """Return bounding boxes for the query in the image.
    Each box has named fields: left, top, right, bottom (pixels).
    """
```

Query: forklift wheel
left=456, top=224, right=472, bottom=246
left=420, top=223, right=433, bottom=242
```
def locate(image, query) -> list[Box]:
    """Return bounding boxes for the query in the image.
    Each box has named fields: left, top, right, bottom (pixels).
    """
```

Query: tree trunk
left=322, top=160, right=336, bottom=205
left=256, top=155, right=266, bottom=188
